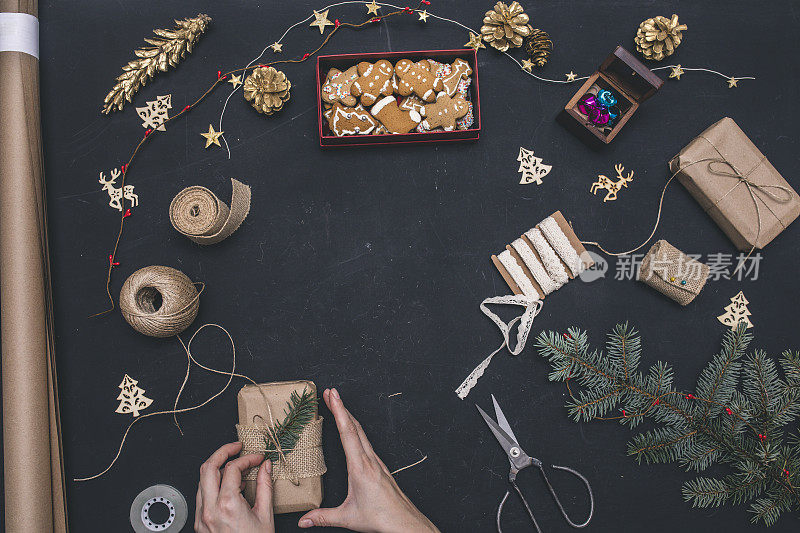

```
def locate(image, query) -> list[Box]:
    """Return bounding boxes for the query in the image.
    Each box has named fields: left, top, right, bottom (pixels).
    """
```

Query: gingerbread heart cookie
left=350, top=60, right=394, bottom=106
left=371, top=95, right=421, bottom=133
left=321, top=66, right=359, bottom=107
left=419, top=92, right=469, bottom=131
left=394, top=59, right=443, bottom=102
left=327, top=103, right=378, bottom=136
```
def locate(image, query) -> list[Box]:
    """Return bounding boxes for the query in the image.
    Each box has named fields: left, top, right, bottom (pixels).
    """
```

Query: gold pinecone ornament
left=243, top=66, right=291, bottom=115
left=102, top=14, right=211, bottom=114
left=634, top=14, right=687, bottom=61
left=523, top=29, right=553, bottom=68
left=480, top=2, right=533, bottom=52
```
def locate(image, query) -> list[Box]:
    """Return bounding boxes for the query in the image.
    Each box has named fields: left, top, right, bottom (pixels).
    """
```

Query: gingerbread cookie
left=350, top=60, right=394, bottom=106
left=399, top=95, right=425, bottom=115
left=456, top=101, right=474, bottom=130
left=439, top=58, right=473, bottom=97
left=373, top=123, right=389, bottom=135
left=394, top=59, right=443, bottom=102
left=321, top=66, right=359, bottom=106
left=327, top=103, right=378, bottom=136
left=419, top=92, right=469, bottom=131
left=371, top=95, right=421, bottom=134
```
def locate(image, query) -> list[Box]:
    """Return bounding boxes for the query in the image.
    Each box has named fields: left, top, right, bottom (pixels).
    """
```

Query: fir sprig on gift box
left=264, top=387, right=317, bottom=462
left=535, top=323, right=800, bottom=526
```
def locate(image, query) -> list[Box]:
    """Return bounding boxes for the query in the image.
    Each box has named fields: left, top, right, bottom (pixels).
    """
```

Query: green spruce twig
left=535, top=323, right=800, bottom=527
left=263, top=387, right=317, bottom=462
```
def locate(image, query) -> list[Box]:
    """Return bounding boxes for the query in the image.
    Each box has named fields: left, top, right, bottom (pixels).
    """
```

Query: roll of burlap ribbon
left=119, top=266, right=201, bottom=337
left=169, top=178, right=251, bottom=245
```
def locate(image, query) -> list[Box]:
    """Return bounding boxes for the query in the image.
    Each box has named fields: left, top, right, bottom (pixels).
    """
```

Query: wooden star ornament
left=521, top=59, right=534, bottom=72
left=669, top=65, right=684, bottom=80
left=310, top=10, right=334, bottom=34
left=566, top=71, right=577, bottom=82
left=728, top=77, right=739, bottom=88
left=365, top=1, right=380, bottom=15
left=270, top=42, right=283, bottom=53
left=418, top=10, right=429, bottom=22
left=227, top=74, right=242, bottom=88
left=200, top=125, right=223, bottom=148
left=465, top=32, right=485, bottom=50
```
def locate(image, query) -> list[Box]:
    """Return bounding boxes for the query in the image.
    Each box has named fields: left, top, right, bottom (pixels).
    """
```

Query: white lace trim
left=539, top=217, right=583, bottom=276
left=511, top=238, right=558, bottom=295
left=525, top=228, right=569, bottom=287
left=455, top=295, right=542, bottom=399
left=497, top=250, right=537, bottom=298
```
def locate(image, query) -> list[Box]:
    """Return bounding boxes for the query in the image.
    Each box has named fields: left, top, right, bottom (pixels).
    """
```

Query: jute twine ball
left=119, top=266, right=200, bottom=337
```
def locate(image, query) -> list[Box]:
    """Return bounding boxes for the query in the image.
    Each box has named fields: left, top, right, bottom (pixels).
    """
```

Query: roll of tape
left=130, top=484, right=188, bottom=533
left=0, top=13, right=39, bottom=58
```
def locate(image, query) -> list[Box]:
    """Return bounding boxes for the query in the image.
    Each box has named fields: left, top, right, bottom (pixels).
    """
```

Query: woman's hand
left=298, top=388, right=438, bottom=533
left=194, top=441, right=275, bottom=533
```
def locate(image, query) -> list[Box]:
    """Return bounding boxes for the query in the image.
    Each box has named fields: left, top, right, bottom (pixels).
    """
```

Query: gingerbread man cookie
left=394, top=59, right=443, bottom=102
left=370, top=95, right=421, bottom=134
left=419, top=92, right=469, bottom=131
left=350, top=60, right=394, bottom=106
left=399, top=95, right=425, bottom=115
left=440, top=58, right=473, bottom=97
left=327, top=103, right=378, bottom=136
left=321, top=66, right=359, bottom=106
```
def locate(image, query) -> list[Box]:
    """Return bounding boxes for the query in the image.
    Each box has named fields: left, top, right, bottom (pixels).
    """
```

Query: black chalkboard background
left=10, top=0, right=800, bottom=531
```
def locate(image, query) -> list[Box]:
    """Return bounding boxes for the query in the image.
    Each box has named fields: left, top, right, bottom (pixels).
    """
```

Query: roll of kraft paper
left=0, top=2, right=69, bottom=532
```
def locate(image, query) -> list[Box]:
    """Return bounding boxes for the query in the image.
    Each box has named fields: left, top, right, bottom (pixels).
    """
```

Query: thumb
left=253, top=459, right=274, bottom=521
left=298, top=506, right=349, bottom=529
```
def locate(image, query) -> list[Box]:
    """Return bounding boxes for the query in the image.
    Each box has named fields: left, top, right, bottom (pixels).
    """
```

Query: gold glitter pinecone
left=243, top=66, right=291, bottom=115
left=480, top=1, right=533, bottom=52
left=634, top=14, right=687, bottom=61
left=523, top=29, right=553, bottom=67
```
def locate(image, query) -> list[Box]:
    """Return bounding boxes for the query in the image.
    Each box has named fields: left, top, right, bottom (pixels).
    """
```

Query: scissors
left=476, top=395, right=595, bottom=533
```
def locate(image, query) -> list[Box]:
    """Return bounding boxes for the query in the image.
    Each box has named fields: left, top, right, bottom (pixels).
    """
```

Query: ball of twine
left=119, top=266, right=201, bottom=337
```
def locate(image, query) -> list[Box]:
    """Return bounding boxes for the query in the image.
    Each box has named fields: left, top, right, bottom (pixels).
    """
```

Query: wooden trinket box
left=562, top=46, right=663, bottom=144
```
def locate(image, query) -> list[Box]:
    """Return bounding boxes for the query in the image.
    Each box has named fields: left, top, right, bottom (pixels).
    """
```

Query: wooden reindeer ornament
left=99, top=168, right=138, bottom=211
left=590, top=163, right=634, bottom=202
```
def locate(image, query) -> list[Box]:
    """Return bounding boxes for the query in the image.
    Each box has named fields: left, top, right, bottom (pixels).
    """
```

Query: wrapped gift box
left=669, top=117, right=800, bottom=250
left=561, top=46, right=662, bottom=144
left=317, top=49, right=480, bottom=147
left=237, top=381, right=325, bottom=514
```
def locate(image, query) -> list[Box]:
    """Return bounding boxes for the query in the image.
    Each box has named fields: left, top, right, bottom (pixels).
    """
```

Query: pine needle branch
left=263, top=387, right=317, bottom=462
left=535, top=322, right=800, bottom=526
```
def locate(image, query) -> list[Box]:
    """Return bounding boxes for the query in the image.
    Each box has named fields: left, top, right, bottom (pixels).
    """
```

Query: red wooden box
left=316, top=49, right=480, bottom=147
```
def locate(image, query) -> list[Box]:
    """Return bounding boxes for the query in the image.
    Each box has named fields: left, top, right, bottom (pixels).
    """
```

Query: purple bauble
left=588, top=106, right=610, bottom=126
left=577, top=94, right=599, bottom=115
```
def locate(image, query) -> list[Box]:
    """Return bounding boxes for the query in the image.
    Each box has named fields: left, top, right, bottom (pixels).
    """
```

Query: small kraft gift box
left=669, top=117, right=800, bottom=251
left=236, top=381, right=326, bottom=514
left=317, top=49, right=480, bottom=147
left=561, top=46, right=663, bottom=144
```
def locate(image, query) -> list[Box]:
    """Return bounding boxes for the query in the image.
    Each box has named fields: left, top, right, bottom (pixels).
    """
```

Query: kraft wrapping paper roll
left=0, top=1, right=69, bottom=532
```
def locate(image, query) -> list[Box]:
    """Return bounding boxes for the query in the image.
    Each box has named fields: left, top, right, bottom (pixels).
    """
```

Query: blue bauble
left=597, top=89, right=617, bottom=107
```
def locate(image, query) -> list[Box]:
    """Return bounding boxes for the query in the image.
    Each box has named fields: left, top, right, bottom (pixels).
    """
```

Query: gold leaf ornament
left=243, top=66, right=291, bottom=115
left=634, top=14, right=687, bottom=61
left=102, top=13, right=211, bottom=114
left=480, top=1, right=533, bottom=52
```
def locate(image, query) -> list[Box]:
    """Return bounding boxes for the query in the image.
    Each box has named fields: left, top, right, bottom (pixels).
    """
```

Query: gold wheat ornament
left=101, top=14, right=212, bottom=115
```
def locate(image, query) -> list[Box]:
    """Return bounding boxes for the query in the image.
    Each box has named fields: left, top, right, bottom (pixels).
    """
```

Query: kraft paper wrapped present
left=236, top=381, right=326, bottom=514
left=638, top=240, right=709, bottom=306
left=669, top=117, right=800, bottom=251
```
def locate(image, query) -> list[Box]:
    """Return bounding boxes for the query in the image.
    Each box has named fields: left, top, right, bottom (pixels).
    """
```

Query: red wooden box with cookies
left=561, top=45, right=663, bottom=144
left=316, top=49, right=480, bottom=147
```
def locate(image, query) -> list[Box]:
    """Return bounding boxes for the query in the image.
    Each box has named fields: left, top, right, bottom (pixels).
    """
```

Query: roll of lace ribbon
left=119, top=266, right=201, bottom=337
left=169, top=178, right=251, bottom=245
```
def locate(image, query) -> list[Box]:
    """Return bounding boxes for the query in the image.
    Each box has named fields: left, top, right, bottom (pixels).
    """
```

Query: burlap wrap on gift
left=638, top=240, right=709, bottom=306
left=669, top=117, right=799, bottom=251
left=236, top=417, right=327, bottom=482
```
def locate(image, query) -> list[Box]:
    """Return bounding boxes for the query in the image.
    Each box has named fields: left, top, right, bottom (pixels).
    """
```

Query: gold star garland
left=92, top=0, right=756, bottom=314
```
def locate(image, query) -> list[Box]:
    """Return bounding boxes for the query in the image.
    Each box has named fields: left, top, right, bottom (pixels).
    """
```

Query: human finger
left=219, top=453, right=264, bottom=496
left=344, top=407, right=390, bottom=474
left=298, top=506, right=349, bottom=529
left=325, top=388, right=367, bottom=464
left=199, top=442, right=242, bottom=500
left=253, top=459, right=274, bottom=521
